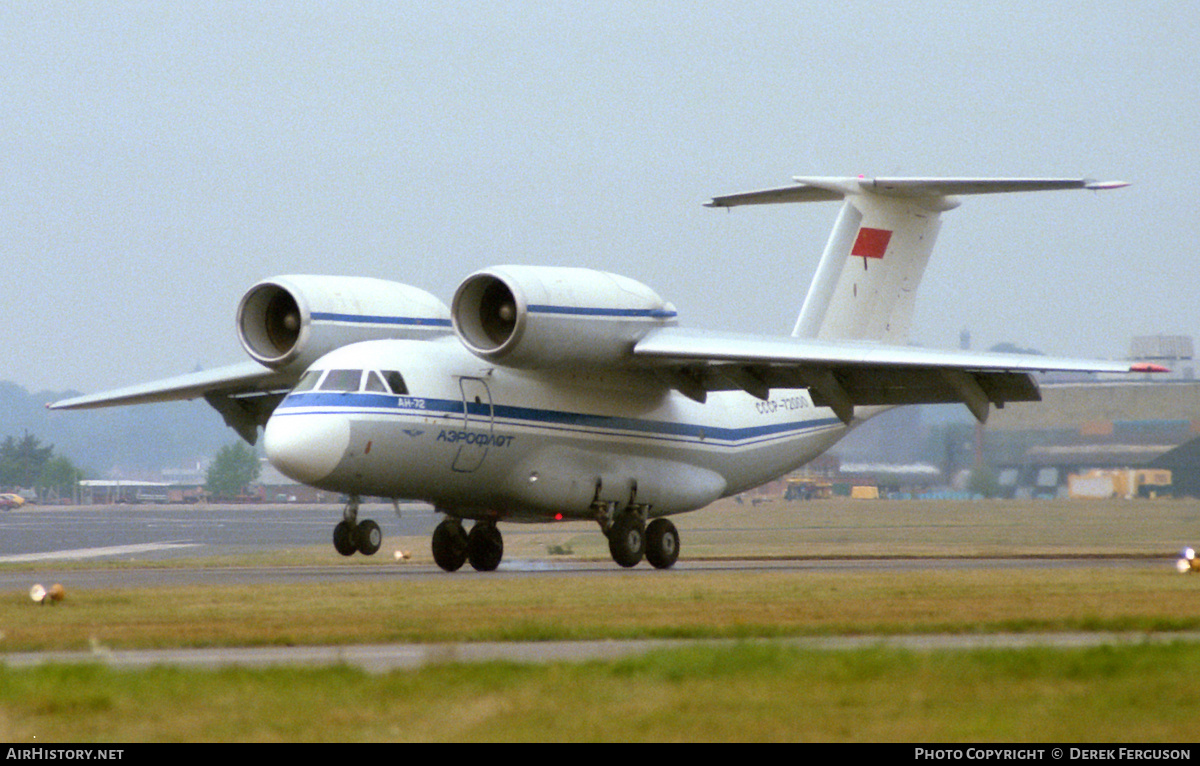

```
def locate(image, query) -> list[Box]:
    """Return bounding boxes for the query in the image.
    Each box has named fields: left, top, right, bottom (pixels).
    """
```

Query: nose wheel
left=332, top=496, right=383, bottom=556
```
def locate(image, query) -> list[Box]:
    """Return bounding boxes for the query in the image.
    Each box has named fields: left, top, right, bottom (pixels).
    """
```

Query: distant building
left=981, top=378, right=1200, bottom=497
left=1129, top=335, right=1194, bottom=381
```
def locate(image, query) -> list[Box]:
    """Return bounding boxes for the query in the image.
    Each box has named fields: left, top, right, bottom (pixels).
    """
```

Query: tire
left=431, top=519, right=469, bottom=572
left=645, top=518, right=680, bottom=569
left=607, top=515, right=645, bottom=568
left=333, top=520, right=357, bottom=557
left=467, top=522, right=504, bottom=572
left=354, top=519, right=382, bottom=556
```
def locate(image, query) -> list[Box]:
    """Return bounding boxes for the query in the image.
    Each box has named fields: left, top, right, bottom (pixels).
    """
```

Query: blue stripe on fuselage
left=273, top=391, right=841, bottom=446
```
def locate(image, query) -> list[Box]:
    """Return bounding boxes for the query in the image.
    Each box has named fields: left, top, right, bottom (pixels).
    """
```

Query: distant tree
left=205, top=442, right=262, bottom=499
left=989, top=342, right=1044, bottom=356
left=37, top=455, right=86, bottom=501
left=967, top=465, right=1002, bottom=499
left=0, top=432, right=54, bottom=488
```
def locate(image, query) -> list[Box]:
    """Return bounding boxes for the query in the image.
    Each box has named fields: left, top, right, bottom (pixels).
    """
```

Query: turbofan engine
left=451, top=266, right=677, bottom=368
left=237, top=275, right=451, bottom=372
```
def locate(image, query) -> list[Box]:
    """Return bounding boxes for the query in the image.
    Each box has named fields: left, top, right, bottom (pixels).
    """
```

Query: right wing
left=634, top=327, right=1163, bottom=424
left=48, top=361, right=301, bottom=444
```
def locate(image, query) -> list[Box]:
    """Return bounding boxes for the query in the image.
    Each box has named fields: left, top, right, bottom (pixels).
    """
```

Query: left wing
left=634, top=327, right=1163, bottom=424
left=48, top=361, right=300, bottom=444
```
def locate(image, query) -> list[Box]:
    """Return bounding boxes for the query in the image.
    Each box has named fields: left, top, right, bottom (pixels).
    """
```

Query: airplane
left=49, top=175, right=1163, bottom=572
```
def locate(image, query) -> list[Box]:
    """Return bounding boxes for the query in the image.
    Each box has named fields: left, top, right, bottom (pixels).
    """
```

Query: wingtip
left=1083, top=180, right=1130, bottom=190
left=1130, top=363, right=1170, bottom=373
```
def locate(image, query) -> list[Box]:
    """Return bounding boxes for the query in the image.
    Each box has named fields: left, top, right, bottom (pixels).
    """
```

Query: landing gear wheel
left=333, top=521, right=357, bottom=557
left=608, top=515, right=645, bottom=568
left=432, top=519, right=469, bottom=572
left=467, top=522, right=504, bottom=572
left=645, top=518, right=680, bottom=569
left=354, top=519, right=382, bottom=556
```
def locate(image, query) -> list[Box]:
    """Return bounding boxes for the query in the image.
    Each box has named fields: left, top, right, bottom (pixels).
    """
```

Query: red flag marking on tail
left=852, top=227, right=892, bottom=259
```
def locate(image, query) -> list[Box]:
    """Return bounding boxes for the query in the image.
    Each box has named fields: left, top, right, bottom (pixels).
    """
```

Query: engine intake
left=238, top=275, right=451, bottom=372
left=452, top=266, right=676, bottom=368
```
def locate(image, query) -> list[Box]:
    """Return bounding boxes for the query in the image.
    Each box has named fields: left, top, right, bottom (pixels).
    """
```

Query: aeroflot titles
left=436, top=430, right=516, bottom=447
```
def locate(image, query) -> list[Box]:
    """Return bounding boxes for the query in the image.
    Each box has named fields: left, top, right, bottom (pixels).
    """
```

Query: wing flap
left=635, top=328, right=1146, bottom=423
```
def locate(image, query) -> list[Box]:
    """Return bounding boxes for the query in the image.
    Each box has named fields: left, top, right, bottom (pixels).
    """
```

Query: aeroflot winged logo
left=852, top=226, right=892, bottom=264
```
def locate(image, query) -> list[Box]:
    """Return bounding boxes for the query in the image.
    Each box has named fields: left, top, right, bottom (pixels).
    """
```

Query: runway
left=0, top=501, right=1170, bottom=590
left=0, top=501, right=441, bottom=563
left=0, top=501, right=1183, bottom=673
left=0, top=552, right=1166, bottom=593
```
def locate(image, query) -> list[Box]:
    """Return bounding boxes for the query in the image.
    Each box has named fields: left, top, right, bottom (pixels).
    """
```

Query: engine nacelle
left=451, top=266, right=677, bottom=368
left=237, top=275, right=451, bottom=372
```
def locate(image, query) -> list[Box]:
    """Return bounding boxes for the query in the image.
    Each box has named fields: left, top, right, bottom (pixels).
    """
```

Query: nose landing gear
left=332, top=496, right=383, bottom=556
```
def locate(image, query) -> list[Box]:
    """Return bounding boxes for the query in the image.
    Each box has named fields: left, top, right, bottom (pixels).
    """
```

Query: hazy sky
left=5, top=1, right=1198, bottom=394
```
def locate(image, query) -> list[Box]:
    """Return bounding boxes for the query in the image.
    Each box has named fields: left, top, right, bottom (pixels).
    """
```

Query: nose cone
left=263, top=412, right=350, bottom=485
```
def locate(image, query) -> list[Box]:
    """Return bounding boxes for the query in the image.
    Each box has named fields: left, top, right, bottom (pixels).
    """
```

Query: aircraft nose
left=263, top=412, right=350, bottom=485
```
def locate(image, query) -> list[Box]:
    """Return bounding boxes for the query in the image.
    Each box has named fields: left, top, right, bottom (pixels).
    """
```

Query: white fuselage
left=263, top=338, right=854, bottom=522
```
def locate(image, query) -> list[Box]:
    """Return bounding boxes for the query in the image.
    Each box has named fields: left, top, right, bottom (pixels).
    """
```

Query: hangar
left=983, top=379, right=1200, bottom=497
left=831, top=336, right=1200, bottom=498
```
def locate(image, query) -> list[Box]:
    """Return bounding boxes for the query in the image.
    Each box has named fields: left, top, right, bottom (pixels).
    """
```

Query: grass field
left=5, top=643, right=1200, bottom=741
left=3, top=497, right=1200, bottom=741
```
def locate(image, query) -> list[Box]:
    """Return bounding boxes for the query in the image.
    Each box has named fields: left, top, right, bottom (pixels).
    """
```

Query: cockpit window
left=318, top=369, right=363, bottom=392
left=382, top=370, right=408, bottom=395
left=293, top=369, right=321, bottom=392
left=364, top=371, right=388, bottom=393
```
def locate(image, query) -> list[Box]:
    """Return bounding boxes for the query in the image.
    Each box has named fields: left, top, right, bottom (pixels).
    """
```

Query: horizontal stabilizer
left=707, top=174, right=1128, bottom=347
left=706, top=176, right=1128, bottom=207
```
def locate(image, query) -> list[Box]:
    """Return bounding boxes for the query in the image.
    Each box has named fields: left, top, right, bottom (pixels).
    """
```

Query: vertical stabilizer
left=706, top=176, right=1126, bottom=344
left=791, top=188, right=949, bottom=342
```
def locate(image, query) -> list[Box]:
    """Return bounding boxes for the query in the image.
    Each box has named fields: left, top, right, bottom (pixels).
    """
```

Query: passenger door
left=452, top=377, right=494, bottom=473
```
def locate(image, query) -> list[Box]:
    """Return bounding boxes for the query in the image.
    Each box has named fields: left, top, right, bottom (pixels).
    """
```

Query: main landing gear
left=332, top=495, right=383, bottom=557
left=432, top=518, right=503, bottom=572
left=604, top=512, right=679, bottom=570
left=428, top=510, right=681, bottom=572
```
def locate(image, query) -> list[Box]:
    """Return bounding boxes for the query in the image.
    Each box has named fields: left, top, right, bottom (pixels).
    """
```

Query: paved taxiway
left=0, top=502, right=442, bottom=563
left=1, top=502, right=1182, bottom=672
left=8, top=632, right=1200, bottom=674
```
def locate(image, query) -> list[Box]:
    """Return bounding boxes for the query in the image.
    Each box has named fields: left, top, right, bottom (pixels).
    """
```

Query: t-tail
left=707, top=177, right=1128, bottom=344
